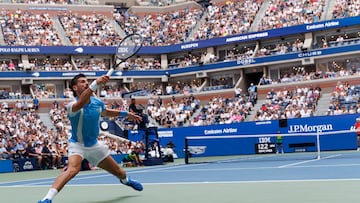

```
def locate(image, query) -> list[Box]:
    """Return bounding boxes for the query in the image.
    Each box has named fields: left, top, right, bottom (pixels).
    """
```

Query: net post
left=184, top=137, right=189, bottom=164
left=316, top=129, right=321, bottom=160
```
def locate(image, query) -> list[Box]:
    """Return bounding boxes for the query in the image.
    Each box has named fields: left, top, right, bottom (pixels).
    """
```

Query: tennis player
left=38, top=73, right=143, bottom=203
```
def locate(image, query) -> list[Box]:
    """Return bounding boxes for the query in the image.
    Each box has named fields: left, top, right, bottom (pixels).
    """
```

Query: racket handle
left=106, top=68, right=114, bottom=77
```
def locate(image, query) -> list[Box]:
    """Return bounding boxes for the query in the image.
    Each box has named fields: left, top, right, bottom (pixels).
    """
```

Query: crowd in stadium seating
left=323, top=33, right=360, bottom=48
left=146, top=94, right=201, bottom=127
left=59, top=11, right=121, bottom=46
left=327, top=81, right=360, bottom=115
left=192, top=95, right=253, bottom=126
left=253, top=85, right=321, bottom=121
left=0, top=89, right=31, bottom=100
left=73, top=58, right=108, bottom=71
left=12, top=0, right=76, bottom=4
left=125, top=79, right=202, bottom=97
left=257, top=0, right=325, bottom=31
left=115, top=7, right=204, bottom=46
left=332, top=0, right=360, bottom=19
left=258, top=65, right=360, bottom=86
left=0, top=60, right=17, bottom=71
left=125, top=58, right=162, bottom=70
left=256, top=38, right=305, bottom=57
left=1, top=9, right=62, bottom=46
left=29, top=58, right=74, bottom=71
left=191, top=0, right=261, bottom=41
left=0, top=103, right=69, bottom=169
left=31, top=84, right=56, bottom=99
left=1, top=0, right=358, bottom=49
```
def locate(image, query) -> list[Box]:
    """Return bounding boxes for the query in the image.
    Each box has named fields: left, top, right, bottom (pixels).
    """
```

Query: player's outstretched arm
left=102, top=109, right=142, bottom=123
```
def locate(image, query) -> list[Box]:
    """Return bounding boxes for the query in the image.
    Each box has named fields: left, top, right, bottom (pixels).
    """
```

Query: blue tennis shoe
left=38, top=199, right=51, bottom=203
left=121, top=178, right=143, bottom=191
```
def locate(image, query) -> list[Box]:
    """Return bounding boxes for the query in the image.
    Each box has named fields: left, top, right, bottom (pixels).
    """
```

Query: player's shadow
left=90, top=195, right=140, bottom=203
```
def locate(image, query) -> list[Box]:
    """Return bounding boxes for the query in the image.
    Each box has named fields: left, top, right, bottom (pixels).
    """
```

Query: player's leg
left=38, top=144, right=83, bottom=203
left=51, top=154, right=82, bottom=191
left=98, top=155, right=127, bottom=179
left=98, top=155, right=143, bottom=191
left=87, top=142, right=143, bottom=191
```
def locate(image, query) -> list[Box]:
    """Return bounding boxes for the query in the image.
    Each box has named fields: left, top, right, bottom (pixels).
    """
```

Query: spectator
left=248, top=83, right=258, bottom=102
left=41, top=140, right=53, bottom=169
left=0, top=142, right=11, bottom=159
left=33, top=96, right=39, bottom=110
left=26, top=141, right=43, bottom=169
left=129, top=98, right=141, bottom=115
left=13, top=145, right=26, bottom=160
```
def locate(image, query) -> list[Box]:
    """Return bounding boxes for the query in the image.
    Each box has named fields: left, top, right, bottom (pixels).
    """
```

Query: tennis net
left=184, top=129, right=358, bottom=164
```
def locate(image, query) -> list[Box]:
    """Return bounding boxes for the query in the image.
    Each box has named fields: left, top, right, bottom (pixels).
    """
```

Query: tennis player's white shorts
left=68, top=141, right=110, bottom=166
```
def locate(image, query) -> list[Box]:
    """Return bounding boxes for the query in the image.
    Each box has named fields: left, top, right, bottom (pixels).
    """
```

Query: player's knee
left=66, top=165, right=81, bottom=177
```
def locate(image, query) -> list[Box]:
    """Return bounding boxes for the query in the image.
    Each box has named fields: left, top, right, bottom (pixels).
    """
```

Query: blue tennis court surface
left=2, top=150, right=360, bottom=187
left=2, top=150, right=360, bottom=203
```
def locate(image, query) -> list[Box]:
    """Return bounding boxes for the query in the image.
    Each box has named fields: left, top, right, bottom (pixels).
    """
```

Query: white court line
left=131, top=162, right=360, bottom=173
left=213, top=155, right=278, bottom=163
left=4, top=178, right=360, bottom=188
left=0, top=164, right=193, bottom=186
left=128, top=163, right=202, bottom=173
left=278, top=154, right=342, bottom=168
left=12, top=159, right=360, bottom=186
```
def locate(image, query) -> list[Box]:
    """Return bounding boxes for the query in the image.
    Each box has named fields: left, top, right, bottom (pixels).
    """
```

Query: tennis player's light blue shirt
left=67, top=96, right=105, bottom=147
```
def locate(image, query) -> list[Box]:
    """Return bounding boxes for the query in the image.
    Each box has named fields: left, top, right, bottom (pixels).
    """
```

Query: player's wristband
left=89, top=80, right=99, bottom=92
left=119, top=111, right=128, bottom=117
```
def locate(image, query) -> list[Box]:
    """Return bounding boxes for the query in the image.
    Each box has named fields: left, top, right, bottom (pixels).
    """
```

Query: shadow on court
left=89, top=195, right=140, bottom=203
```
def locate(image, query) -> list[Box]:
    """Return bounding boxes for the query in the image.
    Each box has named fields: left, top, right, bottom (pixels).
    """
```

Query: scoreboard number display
left=255, top=137, right=276, bottom=154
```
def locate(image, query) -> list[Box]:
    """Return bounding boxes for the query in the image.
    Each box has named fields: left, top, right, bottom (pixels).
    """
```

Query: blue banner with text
left=129, top=114, right=359, bottom=158
left=0, top=44, right=359, bottom=78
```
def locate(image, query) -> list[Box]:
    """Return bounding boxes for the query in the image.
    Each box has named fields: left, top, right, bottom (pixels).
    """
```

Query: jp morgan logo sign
left=288, top=124, right=333, bottom=133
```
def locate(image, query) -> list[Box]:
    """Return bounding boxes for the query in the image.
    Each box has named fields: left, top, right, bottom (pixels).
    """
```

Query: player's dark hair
left=70, top=73, right=86, bottom=97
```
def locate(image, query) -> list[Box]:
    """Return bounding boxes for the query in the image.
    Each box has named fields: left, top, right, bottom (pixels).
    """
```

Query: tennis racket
left=106, top=33, right=143, bottom=76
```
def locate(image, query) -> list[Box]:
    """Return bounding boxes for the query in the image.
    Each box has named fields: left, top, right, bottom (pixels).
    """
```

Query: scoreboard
left=255, top=137, right=276, bottom=154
